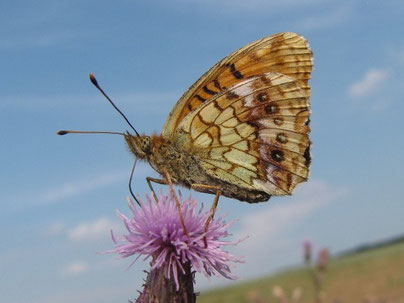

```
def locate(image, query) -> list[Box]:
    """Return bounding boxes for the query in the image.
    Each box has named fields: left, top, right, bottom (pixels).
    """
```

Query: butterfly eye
left=141, top=136, right=151, bottom=153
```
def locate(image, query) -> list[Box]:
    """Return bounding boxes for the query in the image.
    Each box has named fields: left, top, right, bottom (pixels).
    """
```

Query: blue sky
left=1, top=0, right=404, bottom=302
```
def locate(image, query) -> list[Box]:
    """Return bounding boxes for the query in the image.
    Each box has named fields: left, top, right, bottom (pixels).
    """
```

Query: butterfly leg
left=158, top=170, right=190, bottom=238
left=146, top=177, right=167, bottom=202
left=191, top=184, right=222, bottom=248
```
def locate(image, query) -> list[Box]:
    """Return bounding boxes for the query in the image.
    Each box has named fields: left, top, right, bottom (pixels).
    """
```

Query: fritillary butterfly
left=125, top=32, right=313, bottom=203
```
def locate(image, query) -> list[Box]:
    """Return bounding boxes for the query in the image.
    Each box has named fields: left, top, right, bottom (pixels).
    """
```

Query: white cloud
left=61, top=261, right=89, bottom=277
left=68, top=217, right=120, bottom=243
left=349, top=68, right=390, bottom=98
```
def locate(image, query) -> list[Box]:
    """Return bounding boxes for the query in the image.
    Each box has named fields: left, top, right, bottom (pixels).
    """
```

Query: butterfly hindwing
left=162, top=32, right=313, bottom=140
left=173, top=72, right=311, bottom=196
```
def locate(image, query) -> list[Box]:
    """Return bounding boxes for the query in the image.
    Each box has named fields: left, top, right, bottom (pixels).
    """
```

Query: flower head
left=110, top=192, right=242, bottom=289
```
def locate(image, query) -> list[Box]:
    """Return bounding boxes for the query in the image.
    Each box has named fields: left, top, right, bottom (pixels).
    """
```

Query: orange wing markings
left=162, top=32, right=313, bottom=139
left=211, top=53, right=312, bottom=93
left=185, top=50, right=311, bottom=114
left=217, top=86, right=304, bottom=111
left=203, top=45, right=310, bottom=88
left=210, top=78, right=308, bottom=113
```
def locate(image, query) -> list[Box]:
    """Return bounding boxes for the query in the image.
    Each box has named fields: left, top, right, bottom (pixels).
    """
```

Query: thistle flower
left=110, top=192, right=243, bottom=302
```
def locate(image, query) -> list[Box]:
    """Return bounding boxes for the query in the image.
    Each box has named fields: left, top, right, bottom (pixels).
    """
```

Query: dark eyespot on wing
left=265, top=104, right=279, bottom=114
left=276, top=133, right=288, bottom=144
left=271, top=150, right=284, bottom=162
left=257, top=92, right=269, bottom=102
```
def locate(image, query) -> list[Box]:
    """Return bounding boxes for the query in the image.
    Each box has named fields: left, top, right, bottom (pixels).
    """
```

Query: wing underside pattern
left=163, top=32, right=313, bottom=140
left=175, top=72, right=311, bottom=196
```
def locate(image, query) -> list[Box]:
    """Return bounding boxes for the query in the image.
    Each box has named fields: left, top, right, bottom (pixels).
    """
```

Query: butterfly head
left=124, top=132, right=151, bottom=159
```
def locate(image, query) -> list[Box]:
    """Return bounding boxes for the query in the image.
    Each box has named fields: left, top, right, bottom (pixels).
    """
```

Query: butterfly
left=59, top=32, right=313, bottom=237
left=125, top=32, right=312, bottom=200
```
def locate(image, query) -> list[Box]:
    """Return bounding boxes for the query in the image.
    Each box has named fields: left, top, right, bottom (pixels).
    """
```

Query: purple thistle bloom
left=110, top=192, right=243, bottom=291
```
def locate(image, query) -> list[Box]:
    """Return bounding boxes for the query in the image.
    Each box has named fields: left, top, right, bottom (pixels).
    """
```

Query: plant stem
left=136, top=261, right=196, bottom=303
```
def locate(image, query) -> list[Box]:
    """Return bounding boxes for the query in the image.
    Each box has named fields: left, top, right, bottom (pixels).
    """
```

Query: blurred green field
left=198, top=241, right=404, bottom=303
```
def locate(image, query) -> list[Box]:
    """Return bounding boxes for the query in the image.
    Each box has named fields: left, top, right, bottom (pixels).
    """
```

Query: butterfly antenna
left=57, top=130, right=125, bottom=136
left=89, top=73, right=140, bottom=137
left=129, top=159, right=140, bottom=206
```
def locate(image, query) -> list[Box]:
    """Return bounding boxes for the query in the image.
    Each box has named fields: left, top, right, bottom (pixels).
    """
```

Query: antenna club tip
left=89, top=73, right=98, bottom=86
left=57, top=130, right=68, bottom=135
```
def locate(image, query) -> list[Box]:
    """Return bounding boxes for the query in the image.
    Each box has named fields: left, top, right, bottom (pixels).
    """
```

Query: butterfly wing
left=162, top=32, right=312, bottom=140
left=172, top=72, right=310, bottom=196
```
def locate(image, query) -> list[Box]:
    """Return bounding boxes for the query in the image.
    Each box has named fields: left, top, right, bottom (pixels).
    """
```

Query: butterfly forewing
left=173, top=72, right=310, bottom=197
left=162, top=32, right=313, bottom=140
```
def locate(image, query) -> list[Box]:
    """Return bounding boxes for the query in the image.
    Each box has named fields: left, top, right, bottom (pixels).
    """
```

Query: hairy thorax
left=148, top=135, right=210, bottom=187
